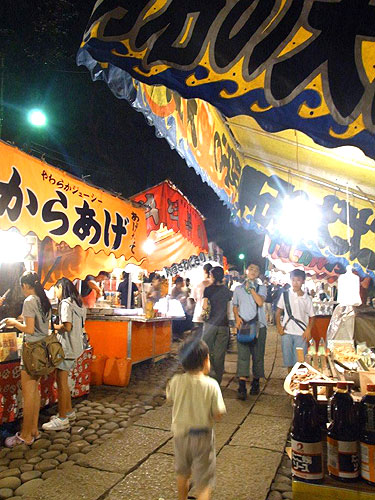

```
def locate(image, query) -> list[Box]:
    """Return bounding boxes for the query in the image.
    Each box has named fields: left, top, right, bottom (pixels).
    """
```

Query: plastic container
left=103, top=357, right=132, bottom=386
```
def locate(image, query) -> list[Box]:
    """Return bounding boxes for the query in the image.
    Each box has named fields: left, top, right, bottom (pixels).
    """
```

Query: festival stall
left=77, top=4, right=375, bottom=492
left=77, top=1, right=375, bottom=280
left=0, top=140, right=150, bottom=413
left=85, top=180, right=209, bottom=383
left=78, top=0, right=374, bottom=349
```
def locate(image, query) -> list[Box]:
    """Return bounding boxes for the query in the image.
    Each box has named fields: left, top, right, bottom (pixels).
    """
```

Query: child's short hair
left=290, top=269, right=306, bottom=281
left=179, top=338, right=209, bottom=372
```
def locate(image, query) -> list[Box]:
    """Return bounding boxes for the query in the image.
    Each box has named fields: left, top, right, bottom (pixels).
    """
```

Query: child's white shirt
left=167, top=372, right=226, bottom=436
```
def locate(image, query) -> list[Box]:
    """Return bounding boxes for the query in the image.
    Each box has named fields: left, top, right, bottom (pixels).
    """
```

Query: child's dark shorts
left=173, top=428, right=216, bottom=489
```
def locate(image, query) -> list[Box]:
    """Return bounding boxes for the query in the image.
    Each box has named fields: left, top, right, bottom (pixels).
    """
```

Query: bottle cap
left=299, top=382, right=309, bottom=390
left=336, top=382, right=348, bottom=390
left=367, top=384, right=375, bottom=392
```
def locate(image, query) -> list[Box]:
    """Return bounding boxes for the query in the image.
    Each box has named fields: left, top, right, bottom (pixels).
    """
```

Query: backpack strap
left=254, top=284, right=259, bottom=321
left=283, top=291, right=307, bottom=332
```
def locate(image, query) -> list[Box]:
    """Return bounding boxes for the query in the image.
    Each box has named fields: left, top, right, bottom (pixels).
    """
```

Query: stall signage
left=135, top=80, right=375, bottom=277
left=80, top=0, right=375, bottom=158
left=265, top=236, right=347, bottom=283
left=0, top=142, right=147, bottom=263
left=163, top=251, right=222, bottom=277
left=132, top=180, right=208, bottom=252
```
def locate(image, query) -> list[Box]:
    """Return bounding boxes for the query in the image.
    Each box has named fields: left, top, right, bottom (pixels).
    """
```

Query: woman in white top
left=43, top=277, right=85, bottom=431
left=5, top=272, right=51, bottom=447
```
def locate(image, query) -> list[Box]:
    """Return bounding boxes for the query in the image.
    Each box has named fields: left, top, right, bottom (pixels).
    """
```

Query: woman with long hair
left=201, top=266, right=233, bottom=385
left=42, top=277, right=86, bottom=431
left=5, top=271, right=51, bottom=446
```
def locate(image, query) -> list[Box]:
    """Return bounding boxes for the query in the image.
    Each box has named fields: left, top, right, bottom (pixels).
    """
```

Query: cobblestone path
left=0, top=326, right=293, bottom=499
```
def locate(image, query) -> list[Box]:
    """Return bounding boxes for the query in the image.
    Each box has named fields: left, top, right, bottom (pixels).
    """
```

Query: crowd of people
left=167, top=264, right=316, bottom=500
left=164, top=263, right=316, bottom=393
left=1, top=263, right=317, bottom=499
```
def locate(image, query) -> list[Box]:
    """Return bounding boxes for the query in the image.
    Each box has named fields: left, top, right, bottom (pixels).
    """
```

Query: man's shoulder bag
left=22, top=318, right=65, bottom=377
left=237, top=285, right=259, bottom=343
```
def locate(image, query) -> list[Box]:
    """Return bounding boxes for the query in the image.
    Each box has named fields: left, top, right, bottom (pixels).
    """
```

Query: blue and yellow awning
left=77, top=1, right=375, bottom=279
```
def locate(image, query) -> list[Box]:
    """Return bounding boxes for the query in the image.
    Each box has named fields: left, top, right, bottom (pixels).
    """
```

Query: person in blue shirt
left=233, top=263, right=267, bottom=400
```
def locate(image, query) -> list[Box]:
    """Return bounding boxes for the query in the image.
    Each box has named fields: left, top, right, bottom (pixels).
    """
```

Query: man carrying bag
left=233, top=264, right=267, bottom=400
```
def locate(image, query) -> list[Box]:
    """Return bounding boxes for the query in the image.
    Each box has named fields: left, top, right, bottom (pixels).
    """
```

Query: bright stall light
left=238, top=253, right=245, bottom=260
left=277, top=196, right=322, bottom=243
left=142, top=239, right=156, bottom=255
left=0, top=231, right=31, bottom=263
left=28, top=109, right=47, bottom=127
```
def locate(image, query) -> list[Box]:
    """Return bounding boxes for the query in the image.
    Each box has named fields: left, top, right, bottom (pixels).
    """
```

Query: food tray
left=284, top=361, right=332, bottom=397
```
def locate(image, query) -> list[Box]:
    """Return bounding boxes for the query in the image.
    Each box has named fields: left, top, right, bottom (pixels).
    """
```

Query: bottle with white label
left=359, top=384, right=375, bottom=485
left=327, top=382, right=359, bottom=482
left=291, top=382, right=323, bottom=483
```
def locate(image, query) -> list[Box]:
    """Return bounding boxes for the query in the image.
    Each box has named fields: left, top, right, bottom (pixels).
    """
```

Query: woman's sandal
left=4, top=432, right=34, bottom=448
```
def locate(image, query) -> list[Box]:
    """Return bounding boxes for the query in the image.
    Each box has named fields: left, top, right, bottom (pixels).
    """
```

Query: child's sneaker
left=237, top=379, right=247, bottom=400
left=42, top=417, right=70, bottom=431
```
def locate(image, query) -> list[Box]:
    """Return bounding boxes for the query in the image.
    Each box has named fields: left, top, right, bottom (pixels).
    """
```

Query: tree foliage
left=2, top=0, right=79, bottom=67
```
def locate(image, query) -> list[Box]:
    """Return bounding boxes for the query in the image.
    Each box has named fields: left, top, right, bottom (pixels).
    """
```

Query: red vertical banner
left=132, top=180, right=208, bottom=251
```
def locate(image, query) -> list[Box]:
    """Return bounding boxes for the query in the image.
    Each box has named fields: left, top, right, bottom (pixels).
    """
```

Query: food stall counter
left=85, top=311, right=176, bottom=380
left=0, top=327, right=92, bottom=424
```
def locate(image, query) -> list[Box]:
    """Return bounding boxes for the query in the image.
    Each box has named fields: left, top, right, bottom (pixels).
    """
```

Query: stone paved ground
left=0, top=327, right=293, bottom=499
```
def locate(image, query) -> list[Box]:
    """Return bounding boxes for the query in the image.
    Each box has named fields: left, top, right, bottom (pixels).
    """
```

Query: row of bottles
left=291, top=382, right=375, bottom=484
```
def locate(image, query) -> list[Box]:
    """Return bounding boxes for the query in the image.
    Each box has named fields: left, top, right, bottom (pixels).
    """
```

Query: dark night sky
left=1, top=0, right=265, bottom=269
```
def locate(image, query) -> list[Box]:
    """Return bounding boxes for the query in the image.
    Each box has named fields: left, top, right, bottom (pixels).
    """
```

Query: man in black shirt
left=202, top=266, right=233, bottom=384
left=117, top=271, right=138, bottom=307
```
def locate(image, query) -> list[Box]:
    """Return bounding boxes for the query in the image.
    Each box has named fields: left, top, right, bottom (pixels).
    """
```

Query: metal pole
left=127, top=273, right=132, bottom=309
left=0, top=54, right=4, bottom=139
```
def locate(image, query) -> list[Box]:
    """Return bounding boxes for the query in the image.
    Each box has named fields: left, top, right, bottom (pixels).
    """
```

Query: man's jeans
left=202, top=323, right=229, bottom=385
left=237, top=326, right=267, bottom=379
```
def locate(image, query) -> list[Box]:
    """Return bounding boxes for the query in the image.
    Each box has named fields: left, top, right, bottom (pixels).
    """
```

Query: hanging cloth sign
left=131, top=180, right=208, bottom=251
left=0, top=142, right=147, bottom=265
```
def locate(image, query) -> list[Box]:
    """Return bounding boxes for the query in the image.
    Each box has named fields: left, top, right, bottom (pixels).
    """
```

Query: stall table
left=85, top=313, right=173, bottom=384
left=0, top=348, right=92, bottom=424
left=293, top=466, right=375, bottom=499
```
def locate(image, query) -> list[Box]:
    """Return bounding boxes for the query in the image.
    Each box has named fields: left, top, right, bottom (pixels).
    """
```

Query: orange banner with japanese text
left=0, top=141, right=147, bottom=266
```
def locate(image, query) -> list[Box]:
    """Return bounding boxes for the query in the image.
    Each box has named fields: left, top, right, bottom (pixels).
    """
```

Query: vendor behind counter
left=117, top=272, right=138, bottom=307
left=81, top=271, right=110, bottom=308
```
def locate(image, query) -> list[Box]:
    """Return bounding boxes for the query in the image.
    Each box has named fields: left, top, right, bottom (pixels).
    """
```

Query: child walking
left=167, top=338, right=226, bottom=500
